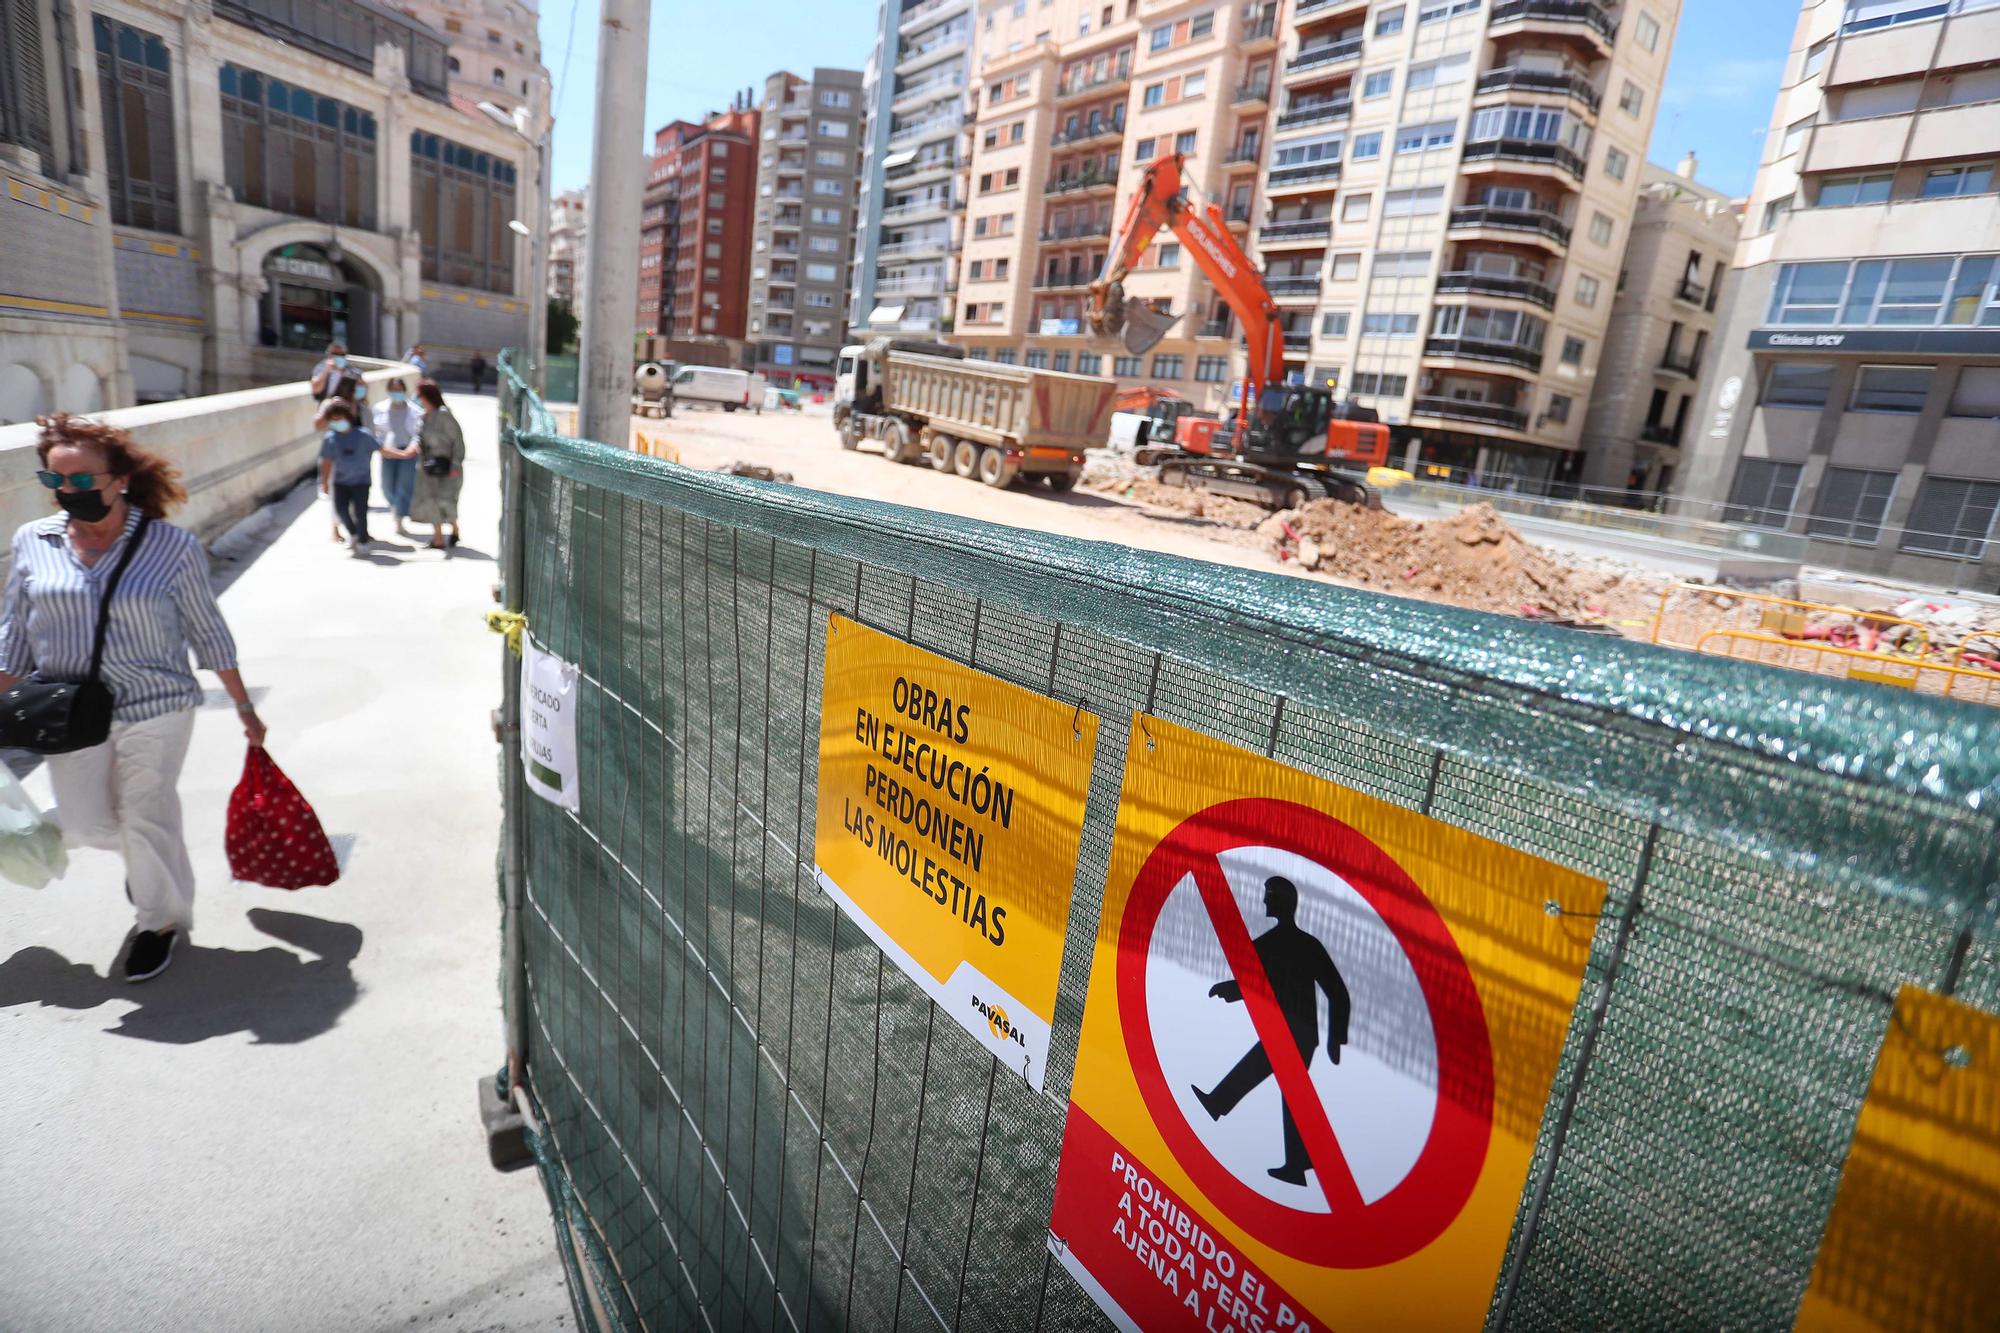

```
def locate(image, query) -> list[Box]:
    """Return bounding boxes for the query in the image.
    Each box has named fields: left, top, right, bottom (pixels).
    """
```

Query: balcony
left=1035, top=272, right=1093, bottom=291
left=1286, top=38, right=1362, bottom=77
left=882, top=196, right=954, bottom=222
left=1198, top=317, right=1233, bottom=338
left=1259, top=217, right=1331, bottom=246
left=1674, top=278, right=1707, bottom=306
left=1411, top=397, right=1530, bottom=430
left=1224, top=144, right=1265, bottom=165
left=1460, top=138, right=1588, bottom=182
left=1233, top=80, right=1272, bottom=107
left=1268, top=276, right=1322, bottom=300
left=874, top=273, right=948, bottom=297
left=1659, top=347, right=1700, bottom=376
left=1266, top=161, right=1341, bottom=190
left=894, top=72, right=967, bottom=111
left=1474, top=67, right=1602, bottom=114
left=1435, top=271, right=1557, bottom=309
left=1057, top=65, right=1134, bottom=103
left=898, top=0, right=967, bottom=34
left=1039, top=220, right=1112, bottom=241
left=1639, top=422, right=1682, bottom=446
left=890, top=114, right=961, bottom=150
left=888, top=156, right=957, bottom=187
left=771, top=214, right=802, bottom=230
left=1489, top=0, right=1617, bottom=52
left=1051, top=114, right=1126, bottom=146
left=1276, top=97, right=1351, bottom=132
left=1447, top=204, right=1572, bottom=247
left=896, top=27, right=970, bottom=76
left=1424, top=335, right=1544, bottom=371
left=1047, top=170, right=1116, bottom=195
left=1294, top=0, right=1367, bottom=20
left=775, top=158, right=805, bottom=175
left=876, top=237, right=951, bottom=261
left=1242, top=12, right=1278, bottom=46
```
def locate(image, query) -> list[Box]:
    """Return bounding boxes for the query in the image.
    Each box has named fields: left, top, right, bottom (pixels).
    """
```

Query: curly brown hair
left=36, top=414, right=189, bottom=518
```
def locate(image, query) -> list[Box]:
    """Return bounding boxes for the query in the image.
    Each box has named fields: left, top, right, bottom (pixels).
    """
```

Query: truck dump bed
left=881, top=353, right=1115, bottom=451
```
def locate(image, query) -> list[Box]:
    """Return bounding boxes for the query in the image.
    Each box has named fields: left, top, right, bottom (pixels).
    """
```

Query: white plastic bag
left=0, top=763, right=66, bottom=889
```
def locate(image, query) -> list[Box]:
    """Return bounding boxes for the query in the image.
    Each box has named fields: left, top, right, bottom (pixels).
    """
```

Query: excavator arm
left=1086, top=153, right=1288, bottom=414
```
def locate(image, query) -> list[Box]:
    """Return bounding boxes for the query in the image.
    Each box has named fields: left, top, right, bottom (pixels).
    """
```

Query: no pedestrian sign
left=1049, top=715, right=1604, bottom=1330
left=812, top=614, right=1100, bottom=1089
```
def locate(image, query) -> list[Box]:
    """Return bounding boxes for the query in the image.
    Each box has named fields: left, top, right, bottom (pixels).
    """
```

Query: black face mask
left=57, top=489, right=115, bottom=523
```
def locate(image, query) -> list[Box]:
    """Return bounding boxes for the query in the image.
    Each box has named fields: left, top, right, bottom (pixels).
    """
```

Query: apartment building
left=548, top=187, right=586, bottom=305
left=0, top=0, right=535, bottom=418
left=852, top=0, right=980, bottom=337
left=637, top=105, right=761, bottom=341
left=1681, top=0, right=2000, bottom=587
left=394, top=0, right=550, bottom=134
left=1576, top=154, right=1739, bottom=497
left=749, top=68, right=865, bottom=383
left=1246, top=0, right=1678, bottom=486
left=957, top=1, right=1282, bottom=413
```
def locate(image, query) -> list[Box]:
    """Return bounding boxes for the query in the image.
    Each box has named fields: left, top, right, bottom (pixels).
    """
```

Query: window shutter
left=2, top=0, right=57, bottom=175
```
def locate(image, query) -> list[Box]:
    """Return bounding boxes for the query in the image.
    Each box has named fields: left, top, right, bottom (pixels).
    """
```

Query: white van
left=668, top=365, right=754, bottom=412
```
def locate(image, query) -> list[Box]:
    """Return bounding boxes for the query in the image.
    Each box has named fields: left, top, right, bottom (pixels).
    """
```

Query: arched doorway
left=259, top=242, right=380, bottom=356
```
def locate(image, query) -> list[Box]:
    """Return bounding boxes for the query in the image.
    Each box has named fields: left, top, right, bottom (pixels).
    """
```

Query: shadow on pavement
left=0, top=907, right=362, bottom=1045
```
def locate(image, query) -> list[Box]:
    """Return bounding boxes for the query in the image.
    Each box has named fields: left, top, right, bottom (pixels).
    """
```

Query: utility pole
left=576, top=0, right=650, bottom=446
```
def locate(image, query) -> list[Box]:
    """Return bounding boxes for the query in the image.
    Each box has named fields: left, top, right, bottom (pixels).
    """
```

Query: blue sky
left=539, top=0, right=1798, bottom=199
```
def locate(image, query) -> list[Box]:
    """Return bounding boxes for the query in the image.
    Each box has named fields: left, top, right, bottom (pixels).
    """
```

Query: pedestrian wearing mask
left=403, top=344, right=429, bottom=377
left=310, top=341, right=363, bottom=404
left=409, top=380, right=465, bottom=552
left=372, top=377, right=422, bottom=537
left=318, top=399, right=381, bottom=557
left=0, top=415, right=264, bottom=982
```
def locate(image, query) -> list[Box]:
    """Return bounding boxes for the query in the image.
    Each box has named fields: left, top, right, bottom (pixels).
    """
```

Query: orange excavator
left=1087, top=153, right=1389, bottom=508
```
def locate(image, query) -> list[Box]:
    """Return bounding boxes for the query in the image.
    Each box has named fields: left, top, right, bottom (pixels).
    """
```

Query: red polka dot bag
left=225, top=747, right=339, bottom=889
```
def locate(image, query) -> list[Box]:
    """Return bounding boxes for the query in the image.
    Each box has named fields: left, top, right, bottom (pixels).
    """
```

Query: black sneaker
left=124, top=929, right=178, bottom=983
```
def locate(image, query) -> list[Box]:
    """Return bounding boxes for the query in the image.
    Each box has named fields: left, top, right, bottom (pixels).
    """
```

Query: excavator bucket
left=1119, top=301, right=1180, bottom=357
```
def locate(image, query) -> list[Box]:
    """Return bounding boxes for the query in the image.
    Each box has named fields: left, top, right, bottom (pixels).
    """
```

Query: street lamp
left=478, top=100, right=549, bottom=392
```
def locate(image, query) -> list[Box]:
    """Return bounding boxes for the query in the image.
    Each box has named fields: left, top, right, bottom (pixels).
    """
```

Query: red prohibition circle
left=1117, top=797, right=1494, bottom=1270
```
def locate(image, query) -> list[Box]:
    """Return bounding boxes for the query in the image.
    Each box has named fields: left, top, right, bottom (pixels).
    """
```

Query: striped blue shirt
left=0, top=510, right=239, bottom=722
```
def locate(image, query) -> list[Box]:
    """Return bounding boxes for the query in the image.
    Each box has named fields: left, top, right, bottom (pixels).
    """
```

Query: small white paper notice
left=521, top=643, right=581, bottom=811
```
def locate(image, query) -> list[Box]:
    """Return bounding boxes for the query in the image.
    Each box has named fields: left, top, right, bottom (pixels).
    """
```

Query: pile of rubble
left=1260, top=499, right=1657, bottom=624
left=1081, top=455, right=1268, bottom=526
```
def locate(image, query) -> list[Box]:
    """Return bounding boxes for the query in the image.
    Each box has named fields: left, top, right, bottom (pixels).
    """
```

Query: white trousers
left=46, top=707, right=198, bottom=934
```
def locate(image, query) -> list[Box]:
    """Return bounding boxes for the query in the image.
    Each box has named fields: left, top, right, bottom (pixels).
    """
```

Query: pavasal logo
left=972, top=995, right=1028, bottom=1048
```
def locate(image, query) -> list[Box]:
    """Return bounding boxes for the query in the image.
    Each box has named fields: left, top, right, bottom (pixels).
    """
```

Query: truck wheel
left=839, top=418, right=862, bottom=451
left=977, top=447, right=1018, bottom=489
left=1045, top=471, right=1078, bottom=493
left=928, top=434, right=954, bottom=471
left=952, top=440, right=980, bottom=478
left=723, top=403, right=739, bottom=413
left=883, top=420, right=915, bottom=463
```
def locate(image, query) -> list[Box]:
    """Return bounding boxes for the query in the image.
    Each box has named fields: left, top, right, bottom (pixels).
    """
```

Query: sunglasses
left=36, top=471, right=109, bottom=490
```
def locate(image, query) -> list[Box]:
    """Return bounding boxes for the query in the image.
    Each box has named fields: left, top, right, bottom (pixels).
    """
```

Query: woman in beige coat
left=409, top=380, right=465, bottom=551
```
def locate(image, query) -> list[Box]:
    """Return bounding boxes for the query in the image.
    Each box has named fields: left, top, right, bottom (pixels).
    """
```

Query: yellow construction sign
left=812, top=613, right=1099, bottom=1089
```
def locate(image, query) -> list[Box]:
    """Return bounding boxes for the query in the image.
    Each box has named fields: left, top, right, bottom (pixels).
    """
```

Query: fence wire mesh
left=495, top=364, right=2000, bottom=1333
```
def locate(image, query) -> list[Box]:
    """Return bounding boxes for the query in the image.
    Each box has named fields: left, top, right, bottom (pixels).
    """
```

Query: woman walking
left=409, top=380, right=465, bottom=552
left=0, top=415, right=264, bottom=982
left=372, top=377, right=422, bottom=537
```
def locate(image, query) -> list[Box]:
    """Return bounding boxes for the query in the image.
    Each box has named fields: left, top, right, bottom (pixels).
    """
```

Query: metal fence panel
left=494, top=363, right=2000, bottom=1333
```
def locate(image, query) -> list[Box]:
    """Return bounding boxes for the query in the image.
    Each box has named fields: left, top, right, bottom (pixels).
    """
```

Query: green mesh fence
left=493, top=361, right=2000, bottom=1333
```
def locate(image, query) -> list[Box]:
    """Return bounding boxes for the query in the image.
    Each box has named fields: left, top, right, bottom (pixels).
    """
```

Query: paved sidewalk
left=0, top=399, right=571, bottom=1330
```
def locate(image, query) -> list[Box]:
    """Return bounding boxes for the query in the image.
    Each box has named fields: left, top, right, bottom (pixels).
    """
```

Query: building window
left=1588, top=212, right=1614, bottom=245
left=1803, top=36, right=1831, bottom=77
left=1850, top=364, right=1933, bottom=414
left=811, top=205, right=842, bottom=224
left=810, top=235, right=840, bottom=253
left=1360, top=312, right=1418, bottom=335
left=819, top=89, right=852, bottom=108
left=817, top=119, right=849, bottom=138
left=816, top=148, right=844, bottom=167
left=1950, top=366, right=2000, bottom=418
left=1156, top=242, right=1182, bottom=267
left=1779, top=116, right=1813, bottom=158
left=1809, top=467, right=1898, bottom=544
left=1619, top=81, right=1644, bottom=116
left=812, top=178, right=843, bottom=196
left=1113, top=355, right=1142, bottom=376
left=1726, top=460, right=1803, bottom=529
left=1902, top=477, right=2000, bottom=558
left=1135, top=137, right=1157, bottom=162
left=1194, top=355, right=1228, bottom=381
left=1921, top=165, right=1995, bottom=198
left=1320, top=311, right=1350, bottom=337
left=707, top=241, right=722, bottom=257
left=1762, top=362, right=1835, bottom=408
left=1025, top=350, right=1049, bottom=368
left=1634, top=10, right=1661, bottom=50
left=1394, top=122, right=1455, bottom=154
left=222, top=66, right=382, bottom=231
left=1575, top=274, right=1600, bottom=307
left=1817, top=173, right=1892, bottom=206
left=1192, top=11, right=1214, bottom=39
left=1405, top=55, right=1469, bottom=90
left=92, top=18, right=179, bottom=233
left=1352, top=132, right=1381, bottom=160
left=1144, top=82, right=1165, bottom=107
left=1151, top=353, right=1185, bottom=378
left=1374, top=6, right=1405, bottom=36
left=1331, top=253, right=1361, bottom=280
left=1362, top=70, right=1393, bottom=100
left=1351, top=372, right=1408, bottom=396
left=1558, top=336, right=1585, bottom=366
left=993, top=349, right=1017, bottom=365
left=1341, top=193, right=1372, bottom=222
left=1381, top=186, right=1443, bottom=216
left=1175, top=130, right=1198, bottom=155
left=1183, top=72, right=1207, bottom=99
left=1545, top=393, right=1572, bottom=424
left=1604, top=147, right=1629, bottom=181
left=1150, top=23, right=1173, bottom=51
left=1078, top=352, right=1103, bottom=374
left=1761, top=195, right=1792, bottom=232
left=1053, top=351, right=1071, bottom=371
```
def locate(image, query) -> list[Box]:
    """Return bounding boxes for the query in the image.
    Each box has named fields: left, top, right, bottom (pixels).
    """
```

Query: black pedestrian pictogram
left=1191, top=875, right=1351, bottom=1186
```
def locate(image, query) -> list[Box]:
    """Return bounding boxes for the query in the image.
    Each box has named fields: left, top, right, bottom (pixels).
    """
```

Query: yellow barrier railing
left=1654, top=583, right=1934, bottom=657
left=1691, top=628, right=2000, bottom=706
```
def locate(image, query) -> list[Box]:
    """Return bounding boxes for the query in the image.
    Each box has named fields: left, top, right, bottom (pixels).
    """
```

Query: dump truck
left=834, top=338, right=1116, bottom=490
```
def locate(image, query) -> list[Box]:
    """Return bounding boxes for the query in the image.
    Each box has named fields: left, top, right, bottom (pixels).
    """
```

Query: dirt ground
left=627, top=404, right=1668, bottom=634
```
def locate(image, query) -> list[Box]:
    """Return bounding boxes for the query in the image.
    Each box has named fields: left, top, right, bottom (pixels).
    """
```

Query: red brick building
left=637, top=101, right=759, bottom=340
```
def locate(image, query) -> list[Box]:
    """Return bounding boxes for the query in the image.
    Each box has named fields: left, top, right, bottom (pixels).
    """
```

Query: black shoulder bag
left=0, top=515, right=153, bottom=754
